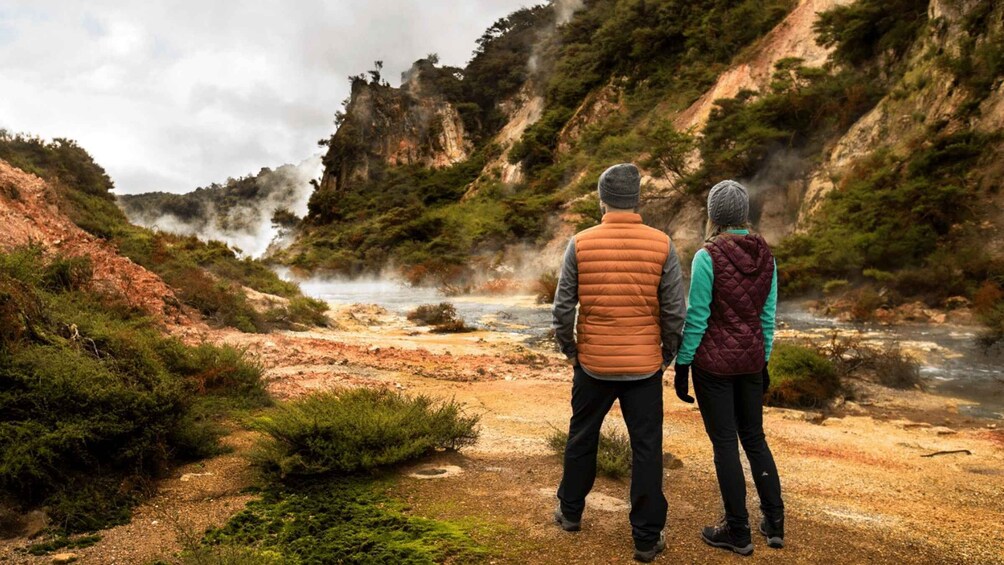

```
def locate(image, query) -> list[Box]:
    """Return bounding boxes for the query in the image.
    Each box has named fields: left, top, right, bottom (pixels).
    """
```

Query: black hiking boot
left=759, top=515, right=785, bottom=548
left=701, top=519, right=754, bottom=556
left=553, top=504, right=581, bottom=532
left=633, top=531, right=665, bottom=563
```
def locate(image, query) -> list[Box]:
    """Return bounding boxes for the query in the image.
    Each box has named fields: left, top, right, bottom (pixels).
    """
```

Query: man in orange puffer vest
left=551, top=163, right=687, bottom=563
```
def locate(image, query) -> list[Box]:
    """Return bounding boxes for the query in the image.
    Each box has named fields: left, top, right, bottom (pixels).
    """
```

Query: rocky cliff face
left=317, top=61, right=473, bottom=196
left=799, top=0, right=1003, bottom=222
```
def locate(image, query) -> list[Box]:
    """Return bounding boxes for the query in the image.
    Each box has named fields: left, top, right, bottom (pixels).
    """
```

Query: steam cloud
left=120, top=155, right=322, bottom=258
left=553, top=0, right=585, bottom=25
left=528, top=0, right=586, bottom=74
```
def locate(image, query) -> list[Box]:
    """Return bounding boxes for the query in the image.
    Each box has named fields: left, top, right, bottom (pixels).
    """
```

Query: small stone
left=932, top=426, right=957, bottom=436
left=665, top=457, right=684, bottom=470
left=51, top=553, right=78, bottom=564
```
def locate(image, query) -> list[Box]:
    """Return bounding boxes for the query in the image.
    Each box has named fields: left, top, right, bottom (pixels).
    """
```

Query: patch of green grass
left=251, top=389, right=479, bottom=478
left=27, top=533, right=101, bottom=556
left=766, top=343, right=841, bottom=408
left=190, top=479, right=485, bottom=565
left=547, top=426, right=632, bottom=479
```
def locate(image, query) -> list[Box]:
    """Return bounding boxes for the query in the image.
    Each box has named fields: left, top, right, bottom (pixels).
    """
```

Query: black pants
left=693, top=366, right=784, bottom=530
left=557, top=365, right=667, bottom=550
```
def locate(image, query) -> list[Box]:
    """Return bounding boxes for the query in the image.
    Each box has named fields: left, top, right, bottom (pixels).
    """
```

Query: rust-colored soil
left=0, top=160, right=185, bottom=321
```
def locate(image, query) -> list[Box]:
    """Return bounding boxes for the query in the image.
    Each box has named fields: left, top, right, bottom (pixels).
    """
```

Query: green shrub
left=281, top=297, right=331, bottom=327
left=27, top=533, right=101, bottom=556
left=42, top=255, right=93, bottom=292
left=406, top=303, right=474, bottom=333
left=822, top=279, right=850, bottom=296
left=813, top=0, right=928, bottom=69
left=0, top=247, right=268, bottom=534
left=547, top=426, right=632, bottom=480
left=194, top=479, right=485, bottom=564
left=766, top=343, right=840, bottom=408
left=251, top=389, right=479, bottom=478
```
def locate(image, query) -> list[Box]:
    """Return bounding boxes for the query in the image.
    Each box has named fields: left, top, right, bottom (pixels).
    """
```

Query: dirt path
left=4, top=305, right=1002, bottom=564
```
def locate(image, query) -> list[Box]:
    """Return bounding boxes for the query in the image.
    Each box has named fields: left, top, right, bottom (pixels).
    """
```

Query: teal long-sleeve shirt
left=676, top=230, right=778, bottom=366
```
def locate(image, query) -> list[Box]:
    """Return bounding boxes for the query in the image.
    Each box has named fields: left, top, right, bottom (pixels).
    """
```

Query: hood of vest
left=711, top=233, right=771, bottom=275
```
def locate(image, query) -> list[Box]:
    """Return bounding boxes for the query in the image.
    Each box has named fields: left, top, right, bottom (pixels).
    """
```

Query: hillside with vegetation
left=0, top=132, right=327, bottom=333
left=258, top=0, right=1004, bottom=343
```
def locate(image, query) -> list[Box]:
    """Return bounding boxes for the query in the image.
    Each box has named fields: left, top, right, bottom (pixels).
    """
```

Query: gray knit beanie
left=707, top=180, right=749, bottom=226
left=597, top=163, right=641, bottom=209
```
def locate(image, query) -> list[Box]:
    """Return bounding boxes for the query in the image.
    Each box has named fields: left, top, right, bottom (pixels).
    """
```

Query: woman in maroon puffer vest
left=673, top=180, right=785, bottom=557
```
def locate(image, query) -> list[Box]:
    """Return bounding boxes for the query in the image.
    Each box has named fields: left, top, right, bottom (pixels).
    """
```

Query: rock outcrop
left=318, top=61, right=473, bottom=195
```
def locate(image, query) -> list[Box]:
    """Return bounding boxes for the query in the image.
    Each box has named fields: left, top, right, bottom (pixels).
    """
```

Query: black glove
left=674, top=364, right=695, bottom=403
left=762, top=365, right=770, bottom=395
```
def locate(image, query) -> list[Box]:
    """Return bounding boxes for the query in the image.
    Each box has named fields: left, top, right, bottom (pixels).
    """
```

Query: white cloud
left=0, top=0, right=532, bottom=194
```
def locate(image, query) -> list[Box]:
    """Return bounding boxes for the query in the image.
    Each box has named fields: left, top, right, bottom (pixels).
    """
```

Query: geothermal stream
left=292, top=278, right=1004, bottom=420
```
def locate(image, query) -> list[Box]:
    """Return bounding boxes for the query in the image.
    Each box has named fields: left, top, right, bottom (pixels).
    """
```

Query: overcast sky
left=0, top=1, right=532, bottom=194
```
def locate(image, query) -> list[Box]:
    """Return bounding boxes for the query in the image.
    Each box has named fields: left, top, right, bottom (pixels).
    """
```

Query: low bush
left=547, top=426, right=632, bottom=479
left=871, top=345, right=923, bottom=390
left=251, top=389, right=479, bottom=478
left=766, top=343, right=841, bottom=408
left=406, top=302, right=474, bottom=333
left=799, top=332, right=924, bottom=390
left=0, top=247, right=268, bottom=534
left=190, top=479, right=485, bottom=564
left=284, top=296, right=330, bottom=327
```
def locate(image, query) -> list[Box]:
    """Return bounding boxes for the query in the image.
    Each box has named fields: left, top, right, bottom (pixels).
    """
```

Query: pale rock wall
left=465, top=82, right=544, bottom=195
left=319, top=64, right=474, bottom=194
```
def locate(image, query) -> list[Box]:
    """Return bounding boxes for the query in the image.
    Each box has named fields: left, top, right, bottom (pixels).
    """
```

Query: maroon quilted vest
left=694, top=233, right=774, bottom=376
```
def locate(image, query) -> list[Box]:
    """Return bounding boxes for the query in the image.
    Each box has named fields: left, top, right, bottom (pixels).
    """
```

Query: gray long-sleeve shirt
left=551, top=236, right=687, bottom=380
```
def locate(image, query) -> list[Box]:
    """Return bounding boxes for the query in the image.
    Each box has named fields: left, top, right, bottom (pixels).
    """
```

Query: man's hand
left=762, top=365, right=770, bottom=395
left=674, top=364, right=695, bottom=403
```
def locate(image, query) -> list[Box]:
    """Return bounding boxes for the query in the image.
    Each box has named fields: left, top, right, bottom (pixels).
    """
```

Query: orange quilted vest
left=575, top=212, right=670, bottom=377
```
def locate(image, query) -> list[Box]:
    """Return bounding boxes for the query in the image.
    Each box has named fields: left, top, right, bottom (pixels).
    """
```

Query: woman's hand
left=674, top=364, right=695, bottom=403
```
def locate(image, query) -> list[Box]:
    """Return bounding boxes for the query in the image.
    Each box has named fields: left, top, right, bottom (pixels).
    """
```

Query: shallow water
left=291, top=277, right=1003, bottom=419
left=777, top=306, right=1004, bottom=419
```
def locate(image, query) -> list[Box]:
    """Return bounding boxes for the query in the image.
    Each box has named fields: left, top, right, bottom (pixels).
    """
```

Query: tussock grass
left=547, top=426, right=632, bottom=480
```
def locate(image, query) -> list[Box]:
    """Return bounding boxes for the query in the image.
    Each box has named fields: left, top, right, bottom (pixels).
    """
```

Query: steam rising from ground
left=554, top=0, right=584, bottom=25
left=120, top=155, right=322, bottom=258
left=528, top=0, right=586, bottom=74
